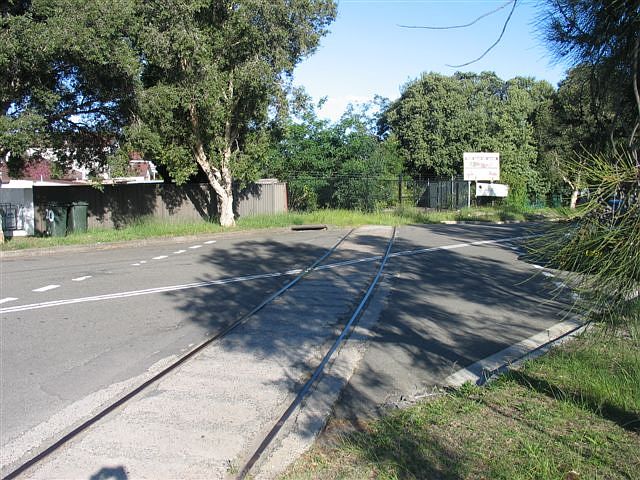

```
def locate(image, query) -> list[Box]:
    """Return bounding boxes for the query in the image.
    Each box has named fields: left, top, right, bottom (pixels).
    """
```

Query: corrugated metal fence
left=32, top=182, right=287, bottom=233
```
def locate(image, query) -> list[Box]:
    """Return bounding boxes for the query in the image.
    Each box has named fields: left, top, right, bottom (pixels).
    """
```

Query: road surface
left=0, top=223, right=573, bottom=478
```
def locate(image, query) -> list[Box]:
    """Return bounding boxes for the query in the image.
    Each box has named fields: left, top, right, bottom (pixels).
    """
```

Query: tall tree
left=541, top=0, right=640, bottom=156
left=129, top=0, right=336, bottom=226
left=2, top=0, right=335, bottom=226
left=262, top=97, right=401, bottom=211
left=383, top=71, right=553, bottom=206
left=537, top=1, right=640, bottom=323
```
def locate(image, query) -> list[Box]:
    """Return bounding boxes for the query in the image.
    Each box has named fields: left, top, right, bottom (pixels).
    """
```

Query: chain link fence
left=284, top=175, right=471, bottom=212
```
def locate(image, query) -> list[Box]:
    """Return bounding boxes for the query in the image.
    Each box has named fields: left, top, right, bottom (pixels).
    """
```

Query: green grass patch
left=0, top=206, right=566, bottom=251
left=0, top=217, right=226, bottom=251
left=282, top=325, right=640, bottom=480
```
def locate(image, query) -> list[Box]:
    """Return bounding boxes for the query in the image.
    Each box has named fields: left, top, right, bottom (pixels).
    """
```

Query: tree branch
left=446, top=0, right=518, bottom=68
left=398, top=0, right=514, bottom=30
left=632, top=36, right=640, bottom=130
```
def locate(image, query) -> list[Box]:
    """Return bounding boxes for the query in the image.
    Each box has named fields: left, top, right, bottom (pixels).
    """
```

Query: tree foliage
left=536, top=1, right=640, bottom=323
left=383, top=72, right=555, bottom=206
left=541, top=0, right=640, bottom=153
left=262, top=100, right=401, bottom=211
left=1, top=0, right=141, bottom=171
left=1, top=0, right=336, bottom=226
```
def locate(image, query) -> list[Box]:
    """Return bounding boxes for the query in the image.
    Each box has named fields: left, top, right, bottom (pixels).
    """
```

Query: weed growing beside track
left=0, top=206, right=565, bottom=251
left=282, top=320, right=640, bottom=480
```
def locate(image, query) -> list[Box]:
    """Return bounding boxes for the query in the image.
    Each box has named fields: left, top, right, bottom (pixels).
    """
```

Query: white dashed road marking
left=132, top=263, right=141, bottom=267
left=72, top=276, right=92, bottom=282
left=189, top=245, right=202, bottom=250
left=3, top=234, right=538, bottom=314
left=152, top=256, right=168, bottom=260
left=33, top=285, right=60, bottom=293
left=0, top=297, right=18, bottom=305
left=173, top=250, right=186, bottom=254
left=204, top=240, right=216, bottom=245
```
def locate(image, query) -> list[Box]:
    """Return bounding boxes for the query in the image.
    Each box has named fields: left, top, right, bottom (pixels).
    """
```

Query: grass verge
left=283, top=322, right=640, bottom=480
left=0, top=206, right=566, bottom=251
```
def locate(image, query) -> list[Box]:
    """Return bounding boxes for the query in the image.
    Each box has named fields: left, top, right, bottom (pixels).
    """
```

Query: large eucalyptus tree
left=1, top=0, right=336, bottom=226
left=129, top=0, right=335, bottom=226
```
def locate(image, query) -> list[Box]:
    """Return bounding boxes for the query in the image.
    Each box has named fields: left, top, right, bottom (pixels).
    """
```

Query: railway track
left=3, top=226, right=397, bottom=479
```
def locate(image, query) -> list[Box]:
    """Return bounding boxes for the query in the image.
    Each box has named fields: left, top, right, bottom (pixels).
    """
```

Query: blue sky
left=293, top=0, right=571, bottom=121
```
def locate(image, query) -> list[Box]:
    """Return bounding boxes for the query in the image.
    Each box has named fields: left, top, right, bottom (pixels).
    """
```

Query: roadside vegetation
left=283, top=318, right=640, bottom=480
left=0, top=205, right=566, bottom=252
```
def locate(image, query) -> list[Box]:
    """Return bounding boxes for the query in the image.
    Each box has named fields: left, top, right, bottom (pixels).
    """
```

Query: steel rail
left=237, top=226, right=397, bottom=479
left=1, top=229, right=355, bottom=480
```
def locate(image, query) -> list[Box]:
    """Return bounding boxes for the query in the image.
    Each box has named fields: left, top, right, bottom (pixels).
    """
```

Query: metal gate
left=0, top=203, right=19, bottom=231
left=409, top=177, right=469, bottom=210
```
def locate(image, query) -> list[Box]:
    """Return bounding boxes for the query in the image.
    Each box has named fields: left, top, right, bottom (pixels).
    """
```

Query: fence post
left=451, top=175, right=454, bottom=209
left=398, top=174, right=403, bottom=207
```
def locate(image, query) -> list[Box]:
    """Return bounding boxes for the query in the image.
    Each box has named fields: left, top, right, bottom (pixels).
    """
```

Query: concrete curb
left=444, top=317, right=587, bottom=388
left=439, top=218, right=563, bottom=225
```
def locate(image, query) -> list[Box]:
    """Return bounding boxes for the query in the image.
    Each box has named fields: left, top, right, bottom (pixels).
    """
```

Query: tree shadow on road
left=161, top=226, right=577, bottom=477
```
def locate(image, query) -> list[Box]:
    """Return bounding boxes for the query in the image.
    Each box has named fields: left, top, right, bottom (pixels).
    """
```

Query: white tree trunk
left=189, top=103, right=237, bottom=228
left=563, top=172, right=580, bottom=209
left=218, top=188, right=235, bottom=228
left=569, top=188, right=579, bottom=209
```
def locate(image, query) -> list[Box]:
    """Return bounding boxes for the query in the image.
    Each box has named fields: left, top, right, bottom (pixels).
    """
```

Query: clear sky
left=293, top=0, right=571, bottom=121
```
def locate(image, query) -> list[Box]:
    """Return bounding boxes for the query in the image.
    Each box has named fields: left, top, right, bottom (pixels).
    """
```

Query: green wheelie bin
left=45, top=202, right=69, bottom=237
left=68, top=201, right=89, bottom=233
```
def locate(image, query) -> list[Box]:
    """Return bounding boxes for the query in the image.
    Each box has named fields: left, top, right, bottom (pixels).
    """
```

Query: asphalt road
left=0, top=228, right=349, bottom=464
left=333, top=222, right=574, bottom=421
left=0, top=222, right=573, bottom=477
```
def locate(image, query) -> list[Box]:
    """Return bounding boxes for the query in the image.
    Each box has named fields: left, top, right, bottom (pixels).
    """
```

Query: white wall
left=0, top=180, right=35, bottom=235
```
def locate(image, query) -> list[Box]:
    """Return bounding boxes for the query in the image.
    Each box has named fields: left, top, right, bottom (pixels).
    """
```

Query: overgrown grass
left=283, top=322, right=640, bottom=480
left=0, top=206, right=566, bottom=251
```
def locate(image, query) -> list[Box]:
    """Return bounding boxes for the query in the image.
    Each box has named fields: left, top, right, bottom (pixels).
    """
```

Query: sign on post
left=463, top=152, right=500, bottom=181
left=476, top=182, right=509, bottom=197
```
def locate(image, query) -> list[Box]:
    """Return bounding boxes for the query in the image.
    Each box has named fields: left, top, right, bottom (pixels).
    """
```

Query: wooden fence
left=32, top=181, right=287, bottom=233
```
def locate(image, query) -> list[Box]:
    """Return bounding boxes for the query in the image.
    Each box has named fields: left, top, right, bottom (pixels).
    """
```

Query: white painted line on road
left=390, top=234, right=542, bottom=259
left=173, top=250, right=186, bottom=254
left=444, top=318, right=585, bottom=387
left=32, top=284, right=60, bottom=293
left=204, top=240, right=217, bottom=245
left=0, top=297, right=18, bottom=305
left=2, top=234, right=539, bottom=315
left=140, top=261, right=147, bottom=264
left=152, top=255, right=168, bottom=260
left=131, top=263, right=141, bottom=266
left=72, top=276, right=93, bottom=282
left=1, top=271, right=294, bottom=314
left=316, top=235, right=542, bottom=271
left=189, top=245, right=202, bottom=249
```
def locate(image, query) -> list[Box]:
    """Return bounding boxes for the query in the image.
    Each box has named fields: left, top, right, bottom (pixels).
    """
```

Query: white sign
left=463, top=152, right=500, bottom=181
left=476, top=182, right=509, bottom=197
